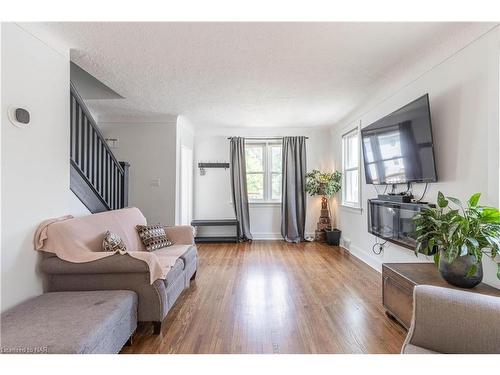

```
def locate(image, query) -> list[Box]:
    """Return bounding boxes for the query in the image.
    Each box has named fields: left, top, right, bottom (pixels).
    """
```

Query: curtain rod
left=227, top=136, right=309, bottom=140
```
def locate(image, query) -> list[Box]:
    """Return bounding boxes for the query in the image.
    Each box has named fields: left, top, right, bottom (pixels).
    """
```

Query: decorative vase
left=326, top=229, right=341, bottom=246
left=438, top=250, right=483, bottom=288
left=314, top=196, right=332, bottom=242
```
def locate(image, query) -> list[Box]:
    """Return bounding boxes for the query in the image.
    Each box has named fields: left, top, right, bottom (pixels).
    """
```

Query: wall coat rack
left=198, top=162, right=230, bottom=176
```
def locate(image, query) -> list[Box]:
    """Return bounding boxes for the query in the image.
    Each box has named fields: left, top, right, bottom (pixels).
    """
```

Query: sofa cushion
left=153, top=244, right=196, bottom=269
left=41, top=253, right=149, bottom=274
left=0, top=291, right=137, bottom=354
left=163, top=225, right=195, bottom=245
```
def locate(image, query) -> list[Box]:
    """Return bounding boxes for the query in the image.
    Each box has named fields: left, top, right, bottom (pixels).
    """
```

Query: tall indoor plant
left=305, top=169, right=342, bottom=244
left=414, top=192, right=500, bottom=288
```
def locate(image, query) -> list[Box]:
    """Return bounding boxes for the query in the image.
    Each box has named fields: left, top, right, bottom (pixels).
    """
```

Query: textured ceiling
left=20, top=22, right=496, bottom=128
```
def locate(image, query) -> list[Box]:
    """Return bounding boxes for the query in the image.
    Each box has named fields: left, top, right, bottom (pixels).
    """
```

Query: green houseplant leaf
left=466, top=264, right=478, bottom=278
left=468, top=193, right=481, bottom=207
left=481, top=208, right=500, bottom=223
left=437, top=191, right=448, bottom=208
left=433, top=251, right=440, bottom=268
left=466, top=237, right=479, bottom=248
left=446, top=196, right=463, bottom=208
left=460, top=243, right=468, bottom=256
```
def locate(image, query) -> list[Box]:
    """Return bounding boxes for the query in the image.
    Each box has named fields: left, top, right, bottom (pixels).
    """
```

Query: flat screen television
left=361, top=94, right=437, bottom=185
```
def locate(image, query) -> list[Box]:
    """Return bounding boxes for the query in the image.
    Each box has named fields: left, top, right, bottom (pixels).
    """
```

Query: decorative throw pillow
left=102, top=231, right=127, bottom=253
left=136, top=224, right=172, bottom=252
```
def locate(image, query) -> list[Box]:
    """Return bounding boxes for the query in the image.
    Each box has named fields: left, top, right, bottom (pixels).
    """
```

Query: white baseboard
left=252, top=233, right=283, bottom=240
left=251, top=232, right=315, bottom=240
left=341, top=243, right=383, bottom=273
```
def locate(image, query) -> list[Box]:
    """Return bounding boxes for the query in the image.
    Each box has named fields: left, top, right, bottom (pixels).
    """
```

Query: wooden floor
left=122, top=241, right=406, bottom=354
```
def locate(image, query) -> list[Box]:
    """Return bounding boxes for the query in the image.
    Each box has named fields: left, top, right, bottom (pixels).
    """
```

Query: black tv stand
left=368, top=199, right=431, bottom=250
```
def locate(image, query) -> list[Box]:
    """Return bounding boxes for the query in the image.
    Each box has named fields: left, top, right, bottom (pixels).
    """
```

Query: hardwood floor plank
left=122, top=241, right=406, bottom=354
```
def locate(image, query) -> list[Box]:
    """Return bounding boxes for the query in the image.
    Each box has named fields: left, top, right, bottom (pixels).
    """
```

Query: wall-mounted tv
left=361, top=94, right=437, bottom=185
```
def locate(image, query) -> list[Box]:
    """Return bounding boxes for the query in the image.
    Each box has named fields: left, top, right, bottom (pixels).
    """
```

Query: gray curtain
left=281, top=136, right=307, bottom=243
left=230, top=137, right=252, bottom=241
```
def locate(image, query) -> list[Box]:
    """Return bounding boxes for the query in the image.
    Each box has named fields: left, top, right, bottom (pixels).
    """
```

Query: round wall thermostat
left=8, top=107, right=31, bottom=128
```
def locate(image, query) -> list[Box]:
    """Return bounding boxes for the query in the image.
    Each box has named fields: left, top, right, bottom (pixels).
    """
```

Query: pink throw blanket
left=34, top=207, right=189, bottom=284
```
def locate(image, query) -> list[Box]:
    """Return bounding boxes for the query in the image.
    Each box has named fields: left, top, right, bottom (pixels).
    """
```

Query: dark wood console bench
left=191, top=219, right=239, bottom=243
left=382, top=263, right=500, bottom=329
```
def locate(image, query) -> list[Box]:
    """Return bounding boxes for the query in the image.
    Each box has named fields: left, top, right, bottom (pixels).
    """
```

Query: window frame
left=245, top=140, right=282, bottom=203
left=342, top=124, right=362, bottom=210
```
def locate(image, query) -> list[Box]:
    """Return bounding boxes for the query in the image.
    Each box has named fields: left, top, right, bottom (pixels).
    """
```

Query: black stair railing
left=70, top=82, right=129, bottom=213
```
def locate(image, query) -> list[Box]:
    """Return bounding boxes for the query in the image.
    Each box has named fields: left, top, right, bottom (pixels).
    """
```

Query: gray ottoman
left=0, top=290, right=137, bottom=354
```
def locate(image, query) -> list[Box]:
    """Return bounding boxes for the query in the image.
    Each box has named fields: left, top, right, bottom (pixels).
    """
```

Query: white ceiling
left=20, top=22, right=496, bottom=128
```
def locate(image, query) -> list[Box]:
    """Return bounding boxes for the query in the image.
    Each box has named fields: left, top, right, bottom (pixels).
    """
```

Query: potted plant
left=305, top=169, right=342, bottom=244
left=414, top=191, right=500, bottom=288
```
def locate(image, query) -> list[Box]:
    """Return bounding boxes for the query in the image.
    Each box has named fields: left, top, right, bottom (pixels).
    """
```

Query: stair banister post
left=120, top=161, right=130, bottom=208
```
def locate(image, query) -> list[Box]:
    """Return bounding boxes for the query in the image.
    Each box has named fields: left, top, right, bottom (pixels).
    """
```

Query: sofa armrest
left=164, top=225, right=195, bottom=245
left=402, top=285, right=500, bottom=354
left=41, top=253, right=149, bottom=274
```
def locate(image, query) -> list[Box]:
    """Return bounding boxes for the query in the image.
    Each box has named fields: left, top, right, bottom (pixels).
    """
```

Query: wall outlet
left=342, top=237, right=351, bottom=250
left=150, top=178, right=161, bottom=187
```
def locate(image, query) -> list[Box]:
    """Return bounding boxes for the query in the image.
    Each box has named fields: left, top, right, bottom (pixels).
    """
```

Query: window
left=342, top=126, right=361, bottom=208
left=245, top=141, right=282, bottom=202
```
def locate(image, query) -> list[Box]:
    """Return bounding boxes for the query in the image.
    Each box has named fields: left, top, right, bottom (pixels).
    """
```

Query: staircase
left=70, top=83, right=129, bottom=213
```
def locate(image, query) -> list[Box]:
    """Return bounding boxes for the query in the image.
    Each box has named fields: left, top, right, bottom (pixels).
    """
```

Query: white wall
left=1, top=23, right=89, bottom=312
left=193, top=127, right=334, bottom=239
left=331, top=27, right=500, bottom=288
left=99, top=122, right=177, bottom=225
